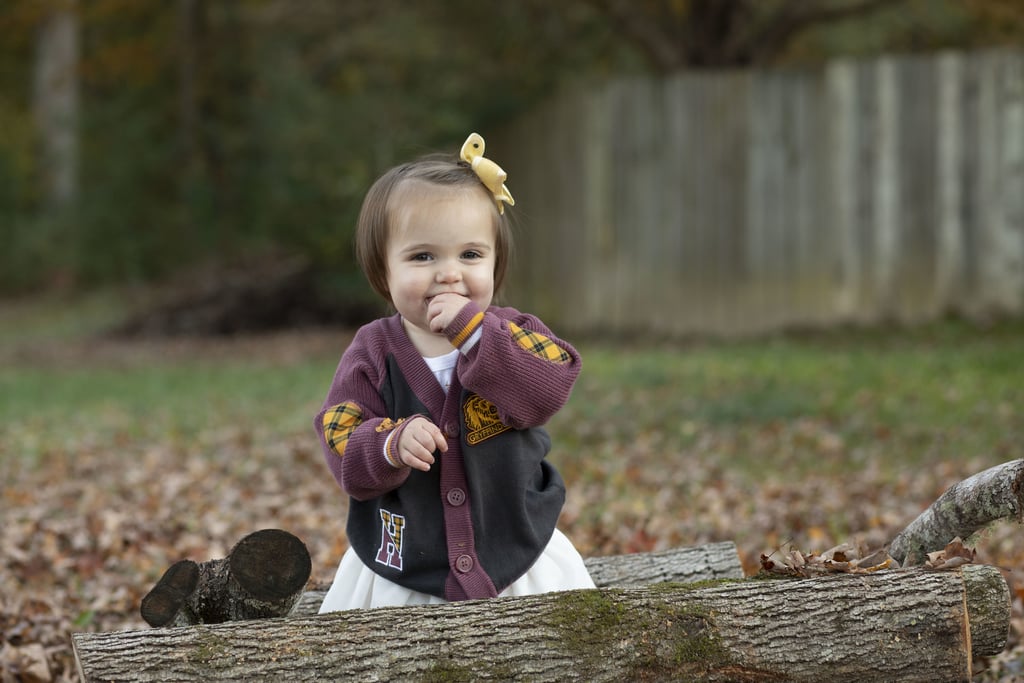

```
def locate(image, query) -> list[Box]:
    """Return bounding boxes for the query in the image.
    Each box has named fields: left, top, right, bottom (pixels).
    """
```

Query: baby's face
left=385, top=185, right=497, bottom=347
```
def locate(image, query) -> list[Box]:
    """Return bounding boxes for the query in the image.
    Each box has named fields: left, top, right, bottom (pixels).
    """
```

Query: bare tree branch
left=890, top=459, right=1024, bottom=566
left=740, top=0, right=902, bottom=64
left=583, top=0, right=904, bottom=71
left=583, top=0, right=687, bottom=71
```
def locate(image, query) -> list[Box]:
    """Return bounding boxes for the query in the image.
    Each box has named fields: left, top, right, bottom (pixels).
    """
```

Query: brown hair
left=354, top=154, right=513, bottom=303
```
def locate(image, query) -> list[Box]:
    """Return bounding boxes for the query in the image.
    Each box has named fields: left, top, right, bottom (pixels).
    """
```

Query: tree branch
left=585, top=0, right=904, bottom=70
left=740, top=0, right=901, bottom=64
left=583, top=0, right=687, bottom=71
left=890, top=459, right=1024, bottom=566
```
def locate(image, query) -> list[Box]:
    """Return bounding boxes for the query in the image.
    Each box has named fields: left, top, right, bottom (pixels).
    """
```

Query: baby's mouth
left=427, top=292, right=463, bottom=302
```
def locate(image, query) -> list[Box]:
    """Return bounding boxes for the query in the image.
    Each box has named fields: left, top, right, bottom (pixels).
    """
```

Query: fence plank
left=496, top=49, right=1024, bottom=337
left=936, top=52, right=966, bottom=312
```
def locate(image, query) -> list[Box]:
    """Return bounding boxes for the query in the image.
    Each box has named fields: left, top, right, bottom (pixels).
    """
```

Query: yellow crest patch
left=375, top=417, right=405, bottom=433
left=463, top=394, right=511, bottom=445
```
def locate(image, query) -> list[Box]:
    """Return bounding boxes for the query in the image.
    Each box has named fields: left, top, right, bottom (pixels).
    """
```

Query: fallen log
left=140, top=529, right=311, bottom=627
left=72, top=564, right=1009, bottom=682
left=891, top=458, right=1024, bottom=566
left=292, top=540, right=744, bottom=616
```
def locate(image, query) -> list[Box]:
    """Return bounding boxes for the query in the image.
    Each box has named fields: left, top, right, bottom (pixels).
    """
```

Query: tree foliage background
left=1, top=0, right=1022, bottom=305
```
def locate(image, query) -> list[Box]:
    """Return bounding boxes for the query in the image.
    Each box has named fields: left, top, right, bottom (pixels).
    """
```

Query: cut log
left=890, top=459, right=1024, bottom=566
left=140, top=529, right=311, bottom=627
left=139, top=559, right=200, bottom=627
left=73, top=564, right=1009, bottom=682
left=292, top=540, right=744, bottom=616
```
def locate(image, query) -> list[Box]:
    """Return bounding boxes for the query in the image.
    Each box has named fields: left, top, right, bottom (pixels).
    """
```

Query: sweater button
left=455, top=554, right=474, bottom=573
left=446, top=488, right=466, bottom=506
left=444, top=423, right=459, bottom=439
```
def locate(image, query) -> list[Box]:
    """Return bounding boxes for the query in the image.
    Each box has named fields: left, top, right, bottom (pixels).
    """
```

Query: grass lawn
left=2, top=291, right=1023, bottom=679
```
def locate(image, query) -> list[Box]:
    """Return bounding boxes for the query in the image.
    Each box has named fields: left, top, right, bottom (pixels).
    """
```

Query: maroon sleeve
left=443, top=302, right=582, bottom=429
left=314, top=327, right=412, bottom=501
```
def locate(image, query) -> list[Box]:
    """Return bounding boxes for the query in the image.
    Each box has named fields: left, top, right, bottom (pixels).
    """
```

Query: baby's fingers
left=431, top=427, right=449, bottom=453
left=405, top=443, right=434, bottom=471
left=405, top=455, right=432, bottom=472
left=400, top=422, right=442, bottom=471
left=416, top=420, right=448, bottom=454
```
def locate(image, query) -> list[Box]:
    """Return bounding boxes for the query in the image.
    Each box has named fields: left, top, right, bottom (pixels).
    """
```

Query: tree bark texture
left=73, top=565, right=1008, bottom=682
left=890, top=459, right=1024, bottom=566
left=291, top=540, right=744, bottom=617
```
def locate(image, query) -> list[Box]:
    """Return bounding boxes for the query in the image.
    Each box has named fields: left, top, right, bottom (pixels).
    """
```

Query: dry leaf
left=760, top=544, right=896, bottom=577
left=1, top=643, right=52, bottom=683
left=924, top=537, right=976, bottom=570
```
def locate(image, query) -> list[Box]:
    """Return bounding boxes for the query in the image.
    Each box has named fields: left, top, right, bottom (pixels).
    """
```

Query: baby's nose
left=436, top=266, right=462, bottom=283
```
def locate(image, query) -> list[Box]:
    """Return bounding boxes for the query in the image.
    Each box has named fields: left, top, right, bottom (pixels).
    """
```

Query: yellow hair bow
left=460, top=133, right=515, bottom=214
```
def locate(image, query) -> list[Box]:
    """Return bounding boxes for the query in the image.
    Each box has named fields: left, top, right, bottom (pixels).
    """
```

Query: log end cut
left=139, top=559, right=200, bottom=627
left=229, top=528, right=311, bottom=600
left=963, top=564, right=1011, bottom=658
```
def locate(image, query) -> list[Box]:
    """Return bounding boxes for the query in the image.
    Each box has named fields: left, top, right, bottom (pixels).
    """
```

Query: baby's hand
left=396, top=417, right=447, bottom=471
left=428, top=293, right=471, bottom=333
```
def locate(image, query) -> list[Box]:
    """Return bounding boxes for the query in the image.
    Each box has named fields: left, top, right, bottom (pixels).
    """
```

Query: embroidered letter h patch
left=375, top=509, right=406, bottom=571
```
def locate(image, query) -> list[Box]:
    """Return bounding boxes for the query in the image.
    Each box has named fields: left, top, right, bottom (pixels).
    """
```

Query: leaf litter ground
left=3, top=326, right=1024, bottom=681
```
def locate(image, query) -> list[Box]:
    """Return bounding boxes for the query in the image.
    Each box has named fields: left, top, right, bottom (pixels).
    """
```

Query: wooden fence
left=493, top=49, right=1024, bottom=337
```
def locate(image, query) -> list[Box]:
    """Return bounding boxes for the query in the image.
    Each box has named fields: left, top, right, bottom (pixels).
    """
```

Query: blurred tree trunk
left=178, top=0, right=199, bottom=174
left=176, top=0, right=202, bottom=250
left=174, top=0, right=250, bottom=251
left=32, top=0, right=79, bottom=210
left=583, top=0, right=898, bottom=70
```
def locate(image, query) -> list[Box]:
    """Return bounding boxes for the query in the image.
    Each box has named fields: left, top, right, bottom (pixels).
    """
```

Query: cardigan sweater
left=315, top=302, right=582, bottom=600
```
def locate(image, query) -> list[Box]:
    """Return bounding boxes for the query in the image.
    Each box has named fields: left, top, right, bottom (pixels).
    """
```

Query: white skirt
left=318, top=528, right=595, bottom=613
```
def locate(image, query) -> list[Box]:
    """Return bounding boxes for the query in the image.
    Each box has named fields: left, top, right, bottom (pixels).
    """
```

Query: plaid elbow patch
left=322, top=402, right=363, bottom=458
left=507, top=322, right=571, bottom=364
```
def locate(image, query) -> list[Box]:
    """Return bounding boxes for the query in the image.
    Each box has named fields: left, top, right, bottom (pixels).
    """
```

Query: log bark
left=292, top=540, right=744, bottom=617
left=890, top=459, right=1024, bottom=566
left=74, top=564, right=1008, bottom=682
left=140, top=529, right=311, bottom=627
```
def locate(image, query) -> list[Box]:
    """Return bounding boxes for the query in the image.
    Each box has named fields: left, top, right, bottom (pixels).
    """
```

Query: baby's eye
left=462, top=250, right=482, bottom=260
left=411, top=252, right=433, bottom=262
